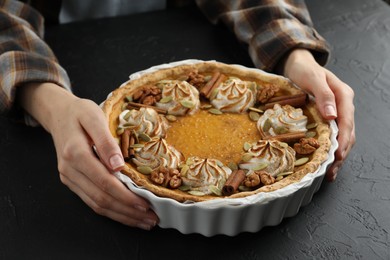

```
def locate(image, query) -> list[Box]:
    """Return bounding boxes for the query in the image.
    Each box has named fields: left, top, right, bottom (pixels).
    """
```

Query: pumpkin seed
left=121, top=102, right=128, bottom=111
left=209, top=185, right=222, bottom=196
left=116, top=127, right=124, bottom=135
left=188, top=190, right=206, bottom=196
left=186, top=157, right=194, bottom=165
left=227, top=162, right=238, bottom=171
left=262, top=118, right=272, bottom=132
left=243, top=142, right=252, bottom=151
left=241, top=153, right=253, bottom=162
left=138, top=133, right=151, bottom=142
left=123, top=122, right=134, bottom=128
left=132, top=130, right=139, bottom=143
left=209, top=88, right=219, bottom=100
left=216, top=160, right=224, bottom=167
left=238, top=185, right=252, bottom=192
left=125, top=95, right=133, bottom=102
left=137, top=166, right=153, bottom=175
left=306, top=122, right=318, bottom=129
left=180, top=100, right=195, bottom=108
left=165, top=114, right=177, bottom=122
left=208, top=108, right=223, bottom=115
left=305, top=131, right=316, bottom=138
left=180, top=165, right=189, bottom=177
left=159, top=96, right=173, bottom=103
left=123, top=111, right=132, bottom=120
left=178, top=162, right=186, bottom=168
left=277, top=171, right=293, bottom=177
left=248, top=107, right=264, bottom=113
left=200, top=104, right=213, bottom=109
left=217, top=178, right=226, bottom=190
left=275, top=175, right=284, bottom=181
left=178, top=185, right=191, bottom=191
left=295, top=157, right=309, bottom=166
left=252, top=162, right=268, bottom=171
left=249, top=111, right=260, bottom=121
left=274, top=126, right=288, bottom=134
left=279, top=142, right=289, bottom=148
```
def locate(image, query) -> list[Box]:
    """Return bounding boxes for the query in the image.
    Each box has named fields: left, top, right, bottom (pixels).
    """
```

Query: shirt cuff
left=248, top=19, right=330, bottom=72
left=0, top=51, right=72, bottom=126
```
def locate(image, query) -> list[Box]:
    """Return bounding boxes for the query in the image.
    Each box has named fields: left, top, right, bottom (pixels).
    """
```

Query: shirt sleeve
left=195, top=0, right=330, bottom=72
left=0, top=0, right=71, bottom=126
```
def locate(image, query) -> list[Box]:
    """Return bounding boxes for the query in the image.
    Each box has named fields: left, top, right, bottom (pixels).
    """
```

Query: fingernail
left=341, top=150, right=346, bottom=160
left=109, top=154, right=124, bottom=170
left=325, top=105, right=337, bottom=118
left=135, top=204, right=148, bottom=212
left=137, top=223, right=153, bottom=230
left=331, top=166, right=339, bottom=181
left=143, top=218, right=157, bottom=227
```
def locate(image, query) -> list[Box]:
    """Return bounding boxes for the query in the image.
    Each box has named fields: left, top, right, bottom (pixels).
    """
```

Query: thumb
left=94, top=133, right=125, bottom=172
left=81, top=103, right=125, bottom=172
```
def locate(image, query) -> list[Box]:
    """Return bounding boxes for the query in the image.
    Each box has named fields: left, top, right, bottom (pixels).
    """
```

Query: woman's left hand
left=283, top=49, right=356, bottom=181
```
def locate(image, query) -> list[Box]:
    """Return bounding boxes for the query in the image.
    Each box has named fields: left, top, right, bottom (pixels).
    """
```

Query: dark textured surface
left=1, top=0, right=390, bottom=259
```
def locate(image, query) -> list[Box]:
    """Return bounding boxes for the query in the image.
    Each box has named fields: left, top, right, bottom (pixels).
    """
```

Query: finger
left=60, top=174, right=158, bottom=230
left=306, top=72, right=338, bottom=120
left=72, top=144, right=152, bottom=211
left=79, top=99, right=125, bottom=171
left=326, top=71, right=355, bottom=180
left=61, top=160, right=153, bottom=219
left=326, top=71, right=356, bottom=157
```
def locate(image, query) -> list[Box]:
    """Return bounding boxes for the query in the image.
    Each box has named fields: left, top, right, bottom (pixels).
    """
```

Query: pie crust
left=102, top=61, right=332, bottom=203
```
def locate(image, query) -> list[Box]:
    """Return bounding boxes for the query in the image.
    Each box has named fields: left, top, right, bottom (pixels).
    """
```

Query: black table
left=1, top=0, right=390, bottom=259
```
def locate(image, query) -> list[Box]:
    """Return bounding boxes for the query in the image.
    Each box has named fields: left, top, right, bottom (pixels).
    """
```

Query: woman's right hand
left=19, top=82, right=159, bottom=230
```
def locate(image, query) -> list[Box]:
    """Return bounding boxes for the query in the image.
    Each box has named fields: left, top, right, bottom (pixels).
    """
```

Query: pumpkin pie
left=102, top=61, right=332, bottom=202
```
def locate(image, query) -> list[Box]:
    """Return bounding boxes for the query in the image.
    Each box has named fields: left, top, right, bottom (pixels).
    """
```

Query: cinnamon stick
left=200, top=71, right=220, bottom=97
left=222, top=169, right=246, bottom=196
left=206, top=74, right=227, bottom=99
left=127, top=101, right=167, bottom=114
left=121, top=128, right=131, bottom=160
left=262, top=131, right=306, bottom=143
left=263, top=93, right=308, bottom=109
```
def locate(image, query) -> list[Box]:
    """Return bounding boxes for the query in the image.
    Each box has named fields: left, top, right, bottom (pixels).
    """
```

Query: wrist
left=283, top=48, right=317, bottom=78
left=18, top=82, right=78, bottom=133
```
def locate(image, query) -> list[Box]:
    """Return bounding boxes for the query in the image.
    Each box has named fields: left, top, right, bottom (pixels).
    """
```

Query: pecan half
left=294, top=137, right=320, bottom=155
left=243, top=170, right=275, bottom=188
left=150, top=166, right=182, bottom=189
left=187, top=70, right=205, bottom=90
left=257, top=83, right=279, bottom=104
left=257, top=171, right=275, bottom=186
left=131, top=85, right=162, bottom=106
left=243, top=172, right=261, bottom=187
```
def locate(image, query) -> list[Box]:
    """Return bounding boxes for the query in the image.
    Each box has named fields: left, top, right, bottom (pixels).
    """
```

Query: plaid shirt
left=0, top=0, right=329, bottom=125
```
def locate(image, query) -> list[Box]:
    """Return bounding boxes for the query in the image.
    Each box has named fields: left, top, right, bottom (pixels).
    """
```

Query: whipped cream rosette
left=132, top=137, right=184, bottom=169
left=181, top=157, right=232, bottom=195
left=155, top=80, right=200, bottom=115
left=118, top=107, right=169, bottom=138
left=211, top=77, right=257, bottom=113
left=239, top=140, right=296, bottom=177
left=257, top=104, right=308, bottom=137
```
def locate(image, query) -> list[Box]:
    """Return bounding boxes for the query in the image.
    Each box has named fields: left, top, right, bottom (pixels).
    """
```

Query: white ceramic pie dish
left=105, top=59, right=339, bottom=237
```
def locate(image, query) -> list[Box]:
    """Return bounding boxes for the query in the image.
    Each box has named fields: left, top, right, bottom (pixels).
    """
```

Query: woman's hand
left=19, top=82, right=158, bottom=229
left=283, top=49, right=356, bottom=181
